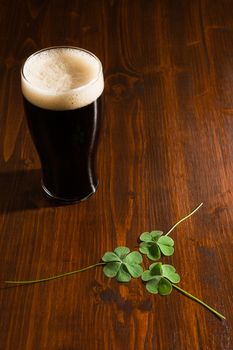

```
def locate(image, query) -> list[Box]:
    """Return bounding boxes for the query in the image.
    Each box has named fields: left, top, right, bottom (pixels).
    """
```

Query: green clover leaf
left=139, top=231, right=174, bottom=260
left=5, top=203, right=225, bottom=320
left=162, top=264, right=181, bottom=283
left=141, top=263, right=180, bottom=295
left=102, top=247, right=143, bottom=282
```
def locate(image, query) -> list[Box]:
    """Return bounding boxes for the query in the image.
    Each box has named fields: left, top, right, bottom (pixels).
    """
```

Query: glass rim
left=21, top=46, right=103, bottom=94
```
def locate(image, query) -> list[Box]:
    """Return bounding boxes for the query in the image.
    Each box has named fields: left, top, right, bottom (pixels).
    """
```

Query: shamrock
left=102, top=246, right=143, bottom=282
left=139, top=231, right=174, bottom=260
left=4, top=203, right=226, bottom=320
left=141, top=263, right=180, bottom=295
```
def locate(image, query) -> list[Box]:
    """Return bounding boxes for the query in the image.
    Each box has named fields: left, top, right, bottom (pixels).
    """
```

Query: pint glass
left=21, top=46, right=104, bottom=203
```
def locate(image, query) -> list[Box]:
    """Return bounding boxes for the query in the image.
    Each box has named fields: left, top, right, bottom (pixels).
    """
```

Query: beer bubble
left=21, top=47, right=104, bottom=110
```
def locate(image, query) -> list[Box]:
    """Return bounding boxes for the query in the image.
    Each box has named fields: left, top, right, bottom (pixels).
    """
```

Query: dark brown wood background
left=0, top=0, right=232, bottom=349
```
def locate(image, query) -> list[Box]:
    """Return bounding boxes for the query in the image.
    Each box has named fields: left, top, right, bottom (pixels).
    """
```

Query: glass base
left=41, top=180, right=98, bottom=204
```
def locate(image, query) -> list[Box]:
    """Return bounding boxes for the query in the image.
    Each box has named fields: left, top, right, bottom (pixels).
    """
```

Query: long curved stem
left=172, top=284, right=225, bottom=320
left=165, top=203, right=203, bottom=236
left=5, top=262, right=105, bottom=285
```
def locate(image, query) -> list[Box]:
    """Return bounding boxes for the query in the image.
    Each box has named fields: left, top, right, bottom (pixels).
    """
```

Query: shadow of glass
left=0, top=169, right=62, bottom=212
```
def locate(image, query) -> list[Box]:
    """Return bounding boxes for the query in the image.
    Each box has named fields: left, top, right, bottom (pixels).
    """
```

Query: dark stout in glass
left=23, top=97, right=101, bottom=201
left=21, top=47, right=104, bottom=202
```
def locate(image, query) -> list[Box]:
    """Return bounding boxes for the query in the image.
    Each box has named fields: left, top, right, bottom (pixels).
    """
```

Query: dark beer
left=21, top=47, right=104, bottom=202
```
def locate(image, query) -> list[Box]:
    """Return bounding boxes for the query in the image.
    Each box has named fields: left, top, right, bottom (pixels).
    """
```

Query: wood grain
left=0, top=0, right=232, bottom=349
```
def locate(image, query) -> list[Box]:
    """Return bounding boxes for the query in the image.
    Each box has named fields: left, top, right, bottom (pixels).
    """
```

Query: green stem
left=5, top=262, right=105, bottom=285
left=172, top=284, right=226, bottom=320
left=165, top=203, right=203, bottom=236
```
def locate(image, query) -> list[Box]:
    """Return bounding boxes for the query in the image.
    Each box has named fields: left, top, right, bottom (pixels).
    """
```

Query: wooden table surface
left=0, top=1, right=233, bottom=349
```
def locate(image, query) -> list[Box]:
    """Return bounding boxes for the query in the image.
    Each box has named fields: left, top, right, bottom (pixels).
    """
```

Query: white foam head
left=21, top=47, right=104, bottom=110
